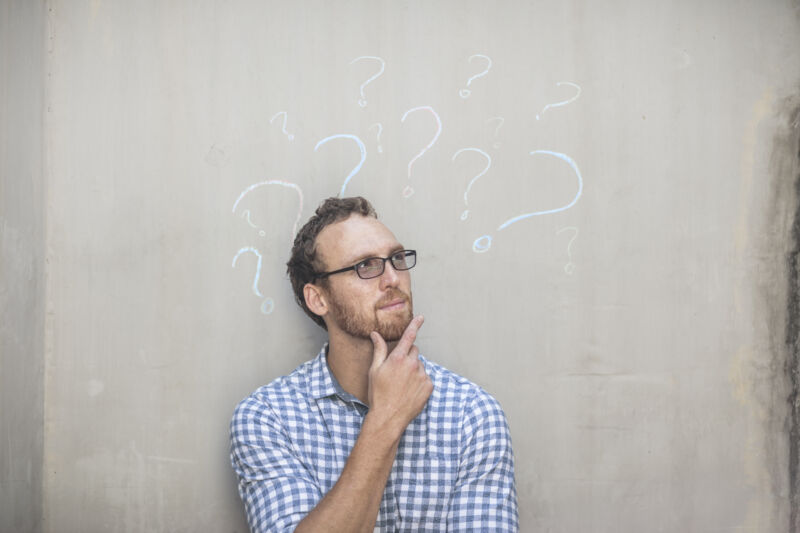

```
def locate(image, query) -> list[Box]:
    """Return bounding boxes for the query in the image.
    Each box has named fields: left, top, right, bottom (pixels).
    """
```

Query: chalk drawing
left=350, top=56, right=385, bottom=108
left=400, top=106, right=442, bottom=198
left=459, top=54, right=492, bottom=99
left=241, top=210, right=266, bottom=237
left=487, top=117, right=504, bottom=148
left=472, top=150, right=583, bottom=253
left=536, top=82, right=582, bottom=120
left=269, top=111, right=295, bottom=141
left=369, top=122, right=384, bottom=153
left=556, top=226, right=579, bottom=274
left=232, top=180, right=305, bottom=239
left=232, top=247, right=274, bottom=314
left=314, top=134, right=367, bottom=197
left=451, top=148, right=492, bottom=221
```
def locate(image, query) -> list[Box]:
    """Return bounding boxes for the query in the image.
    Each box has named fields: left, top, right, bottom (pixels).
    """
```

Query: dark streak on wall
left=784, top=100, right=800, bottom=533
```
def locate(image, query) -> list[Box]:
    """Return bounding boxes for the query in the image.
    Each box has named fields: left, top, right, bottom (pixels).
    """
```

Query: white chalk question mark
left=536, top=82, right=582, bottom=120
left=556, top=226, right=578, bottom=274
left=400, top=106, right=442, bottom=198
left=232, top=180, right=305, bottom=314
left=487, top=116, right=504, bottom=148
left=350, top=56, right=386, bottom=108
left=369, top=123, right=384, bottom=154
left=231, top=247, right=274, bottom=314
left=241, top=209, right=266, bottom=237
left=269, top=111, right=295, bottom=141
left=452, top=148, right=492, bottom=220
left=471, top=150, right=583, bottom=253
left=232, top=180, right=305, bottom=238
left=459, top=54, right=492, bottom=99
left=314, top=134, right=367, bottom=197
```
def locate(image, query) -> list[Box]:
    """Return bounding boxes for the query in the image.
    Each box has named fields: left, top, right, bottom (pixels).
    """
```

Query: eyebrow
left=343, top=244, right=405, bottom=266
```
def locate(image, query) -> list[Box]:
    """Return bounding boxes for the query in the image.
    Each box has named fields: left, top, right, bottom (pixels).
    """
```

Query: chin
left=377, top=311, right=413, bottom=342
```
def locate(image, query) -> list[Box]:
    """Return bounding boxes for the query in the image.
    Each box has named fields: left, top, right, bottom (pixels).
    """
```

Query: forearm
left=294, top=414, right=401, bottom=533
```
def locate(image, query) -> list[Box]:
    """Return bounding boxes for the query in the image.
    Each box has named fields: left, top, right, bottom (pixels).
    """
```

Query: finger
left=370, top=331, right=388, bottom=369
left=393, top=315, right=424, bottom=356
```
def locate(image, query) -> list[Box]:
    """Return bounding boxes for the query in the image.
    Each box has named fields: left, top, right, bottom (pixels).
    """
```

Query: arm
left=231, top=316, right=432, bottom=533
left=295, top=315, right=432, bottom=533
left=447, top=391, right=519, bottom=532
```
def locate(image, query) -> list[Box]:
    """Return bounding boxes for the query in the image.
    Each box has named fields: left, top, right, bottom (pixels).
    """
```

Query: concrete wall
left=0, top=1, right=47, bottom=532
left=2, top=0, right=800, bottom=531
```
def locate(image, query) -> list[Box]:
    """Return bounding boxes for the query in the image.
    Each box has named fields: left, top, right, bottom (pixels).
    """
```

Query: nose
left=378, top=258, right=401, bottom=290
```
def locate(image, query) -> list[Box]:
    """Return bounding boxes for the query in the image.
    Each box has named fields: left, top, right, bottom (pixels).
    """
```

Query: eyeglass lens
left=356, top=250, right=416, bottom=279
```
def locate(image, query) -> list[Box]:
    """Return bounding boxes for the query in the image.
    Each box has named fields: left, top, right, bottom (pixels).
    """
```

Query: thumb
left=370, top=331, right=388, bottom=369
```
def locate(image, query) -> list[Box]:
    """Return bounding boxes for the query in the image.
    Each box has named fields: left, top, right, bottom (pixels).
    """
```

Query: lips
left=376, top=292, right=408, bottom=311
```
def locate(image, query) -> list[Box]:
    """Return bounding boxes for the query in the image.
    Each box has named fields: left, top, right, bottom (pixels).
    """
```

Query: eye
left=358, top=258, right=383, bottom=274
left=391, top=251, right=408, bottom=267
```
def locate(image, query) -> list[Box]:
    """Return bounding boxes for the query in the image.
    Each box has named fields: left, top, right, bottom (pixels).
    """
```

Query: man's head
left=287, top=197, right=414, bottom=341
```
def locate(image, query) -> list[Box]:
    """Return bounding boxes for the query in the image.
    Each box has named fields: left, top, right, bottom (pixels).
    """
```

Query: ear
left=303, top=282, right=328, bottom=318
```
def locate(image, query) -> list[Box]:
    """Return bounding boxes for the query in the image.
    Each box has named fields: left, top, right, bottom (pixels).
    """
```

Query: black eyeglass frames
left=315, top=249, right=417, bottom=280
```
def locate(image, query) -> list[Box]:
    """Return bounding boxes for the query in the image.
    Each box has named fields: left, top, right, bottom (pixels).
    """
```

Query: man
left=230, top=196, right=518, bottom=532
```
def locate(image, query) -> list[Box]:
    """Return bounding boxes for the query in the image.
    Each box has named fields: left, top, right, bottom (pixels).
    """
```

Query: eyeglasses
left=315, top=249, right=417, bottom=280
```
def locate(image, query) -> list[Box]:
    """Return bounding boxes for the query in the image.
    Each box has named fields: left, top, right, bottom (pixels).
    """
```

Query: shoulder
left=420, top=356, right=509, bottom=423
left=230, top=358, right=315, bottom=430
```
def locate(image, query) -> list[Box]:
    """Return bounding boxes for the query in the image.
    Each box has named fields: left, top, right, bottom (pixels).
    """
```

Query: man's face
left=314, top=215, right=413, bottom=342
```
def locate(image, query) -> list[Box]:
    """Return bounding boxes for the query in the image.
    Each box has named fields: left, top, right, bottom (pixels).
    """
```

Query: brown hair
left=286, top=196, right=377, bottom=329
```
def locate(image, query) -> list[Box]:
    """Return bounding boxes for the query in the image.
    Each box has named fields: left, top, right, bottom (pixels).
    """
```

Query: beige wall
left=0, top=1, right=46, bottom=532
left=3, top=1, right=800, bottom=531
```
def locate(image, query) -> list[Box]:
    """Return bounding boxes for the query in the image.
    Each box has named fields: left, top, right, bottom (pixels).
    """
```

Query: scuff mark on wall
left=783, top=97, right=800, bottom=532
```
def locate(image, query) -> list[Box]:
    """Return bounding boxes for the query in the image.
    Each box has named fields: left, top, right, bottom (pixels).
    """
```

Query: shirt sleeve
left=447, top=389, right=519, bottom=532
left=230, top=396, right=322, bottom=533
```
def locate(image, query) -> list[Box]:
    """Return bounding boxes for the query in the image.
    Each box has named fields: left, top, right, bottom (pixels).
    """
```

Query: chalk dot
left=564, top=263, right=575, bottom=275
left=459, top=89, right=471, bottom=99
left=288, top=134, right=295, bottom=141
left=258, top=230, right=266, bottom=237
left=358, top=99, right=367, bottom=108
left=460, top=210, right=469, bottom=221
left=535, top=114, right=542, bottom=120
left=261, top=298, right=275, bottom=315
left=472, top=235, right=492, bottom=253
left=402, top=186, right=414, bottom=198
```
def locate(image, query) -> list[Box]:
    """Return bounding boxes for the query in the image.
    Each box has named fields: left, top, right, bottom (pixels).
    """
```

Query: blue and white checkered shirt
left=230, top=344, right=518, bottom=532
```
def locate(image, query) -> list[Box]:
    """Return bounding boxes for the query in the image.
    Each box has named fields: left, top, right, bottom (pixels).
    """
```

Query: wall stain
left=782, top=97, right=800, bottom=532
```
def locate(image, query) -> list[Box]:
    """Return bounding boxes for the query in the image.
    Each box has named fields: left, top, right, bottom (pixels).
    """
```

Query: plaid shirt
left=230, top=344, right=518, bottom=532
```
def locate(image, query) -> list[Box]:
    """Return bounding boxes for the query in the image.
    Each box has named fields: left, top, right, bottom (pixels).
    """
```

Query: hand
left=367, top=316, right=433, bottom=438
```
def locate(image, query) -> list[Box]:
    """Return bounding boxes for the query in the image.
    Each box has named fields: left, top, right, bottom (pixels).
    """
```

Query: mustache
left=375, top=290, right=411, bottom=308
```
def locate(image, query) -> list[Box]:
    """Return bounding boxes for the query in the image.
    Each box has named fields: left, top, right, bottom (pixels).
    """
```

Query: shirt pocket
left=394, top=454, right=457, bottom=532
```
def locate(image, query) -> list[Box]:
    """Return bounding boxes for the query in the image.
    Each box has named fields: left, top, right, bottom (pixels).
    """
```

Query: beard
left=327, top=288, right=413, bottom=342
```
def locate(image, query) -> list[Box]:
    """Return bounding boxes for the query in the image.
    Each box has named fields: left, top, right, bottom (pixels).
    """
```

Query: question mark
left=556, top=226, right=578, bottom=274
left=486, top=117, right=504, bottom=148
left=269, top=111, right=295, bottom=141
left=231, top=247, right=274, bottom=314
left=350, top=56, right=386, bottom=108
left=314, top=134, right=367, bottom=197
left=459, top=54, right=492, bottom=99
left=536, top=82, right=582, bottom=120
left=471, top=150, right=583, bottom=253
left=240, top=209, right=266, bottom=237
left=231, top=181, right=305, bottom=314
left=452, top=148, right=492, bottom=220
left=369, top=123, right=384, bottom=154
left=232, top=180, right=305, bottom=238
left=400, top=106, right=442, bottom=198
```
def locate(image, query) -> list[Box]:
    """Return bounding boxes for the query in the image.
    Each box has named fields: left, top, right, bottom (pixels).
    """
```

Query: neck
left=326, top=328, right=397, bottom=405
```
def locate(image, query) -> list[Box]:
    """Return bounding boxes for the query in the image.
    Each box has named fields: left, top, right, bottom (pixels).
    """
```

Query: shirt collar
left=307, top=343, right=340, bottom=400
left=307, top=343, right=367, bottom=408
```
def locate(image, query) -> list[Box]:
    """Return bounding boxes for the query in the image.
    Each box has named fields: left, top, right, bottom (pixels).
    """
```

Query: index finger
left=393, top=315, right=424, bottom=356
